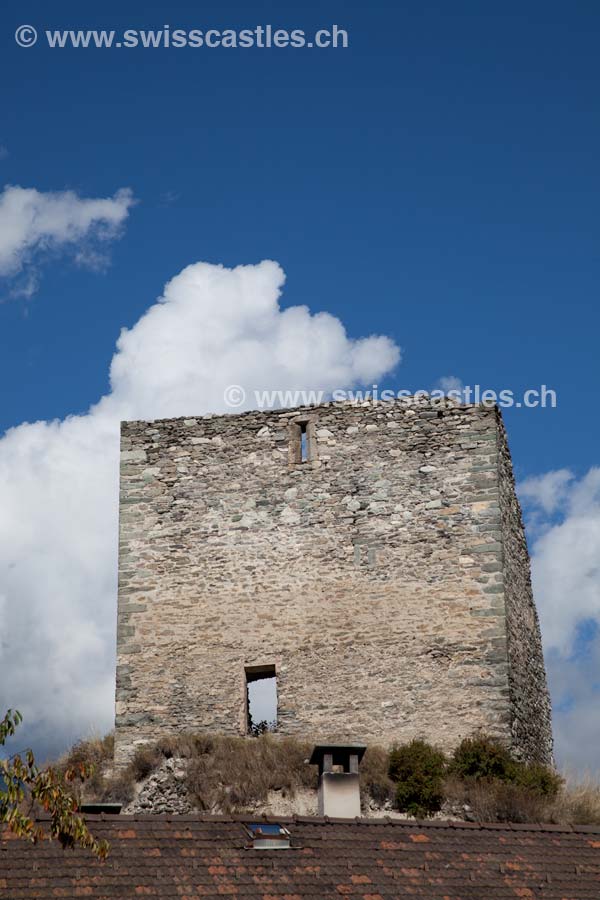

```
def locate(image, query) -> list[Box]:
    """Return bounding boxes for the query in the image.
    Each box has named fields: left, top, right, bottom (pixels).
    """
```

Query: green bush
left=514, top=762, right=563, bottom=798
left=450, top=735, right=516, bottom=781
left=388, top=739, right=447, bottom=817
left=450, top=734, right=562, bottom=801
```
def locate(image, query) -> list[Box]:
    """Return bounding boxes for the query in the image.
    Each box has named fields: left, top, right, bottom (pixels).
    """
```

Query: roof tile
left=1, top=815, right=599, bottom=898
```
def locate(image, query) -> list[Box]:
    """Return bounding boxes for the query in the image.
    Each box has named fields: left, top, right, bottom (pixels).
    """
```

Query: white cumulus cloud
left=435, top=375, right=464, bottom=394
left=0, top=259, right=400, bottom=759
left=0, top=185, right=134, bottom=296
left=520, top=469, right=575, bottom=516
left=433, top=375, right=469, bottom=403
left=521, top=468, right=600, bottom=772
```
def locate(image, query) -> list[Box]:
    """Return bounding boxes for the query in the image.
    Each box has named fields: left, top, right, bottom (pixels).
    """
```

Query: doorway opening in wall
left=245, top=665, right=277, bottom=736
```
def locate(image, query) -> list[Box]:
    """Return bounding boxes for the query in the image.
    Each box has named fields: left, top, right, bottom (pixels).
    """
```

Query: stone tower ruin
left=114, top=398, right=553, bottom=765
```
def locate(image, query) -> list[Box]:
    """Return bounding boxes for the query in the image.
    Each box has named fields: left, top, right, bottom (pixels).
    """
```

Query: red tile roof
left=1, top=814, right=599, bottom=899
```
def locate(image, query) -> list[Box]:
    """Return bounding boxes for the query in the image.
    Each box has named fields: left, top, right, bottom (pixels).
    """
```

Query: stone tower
left=114, top=398, right=552, bottom=765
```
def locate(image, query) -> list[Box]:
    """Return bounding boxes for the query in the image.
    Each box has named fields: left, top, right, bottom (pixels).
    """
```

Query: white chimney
left=309, top=743, right=366, bottom=818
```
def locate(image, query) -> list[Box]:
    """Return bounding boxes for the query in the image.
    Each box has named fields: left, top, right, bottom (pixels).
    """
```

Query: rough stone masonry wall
left=115, top=398, right=552, bottom=765
left=496, top=412, right=553, bottom=763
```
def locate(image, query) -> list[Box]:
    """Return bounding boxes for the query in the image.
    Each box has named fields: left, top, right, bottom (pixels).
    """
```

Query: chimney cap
left=309, top=743, right=367, bottom=768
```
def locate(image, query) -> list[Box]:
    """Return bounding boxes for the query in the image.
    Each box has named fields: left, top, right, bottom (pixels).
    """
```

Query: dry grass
left=54, top=733, right=115, bottom=801
left=125, top=735, right=395, bottom=814
left=93, top=769, right=137, bottom=804
left=52, top=732, right=600, bottom=824
left=56, top=732, right=114, bottom=776
left=550, top=776, right=600, bottom=825
left=51, top=732, right=137, bottom=805
left=183, top=734, right=317, bottom=813
left=445, top=774, right=600, bottom=825
left=359, top=745, right=396, bottom=808
left=130, top=745, right=163, bottom=782
left=67, top=732, right=317, bottom=813
left=445, top=775, right=551, bottom=823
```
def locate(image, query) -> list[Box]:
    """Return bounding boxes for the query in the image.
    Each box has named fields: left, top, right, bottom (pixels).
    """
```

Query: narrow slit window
left=289, top=420, right=316, bottom=465
left=300, top=422, right=308, bottom=462
left=245, top=665, right=277, bottom=735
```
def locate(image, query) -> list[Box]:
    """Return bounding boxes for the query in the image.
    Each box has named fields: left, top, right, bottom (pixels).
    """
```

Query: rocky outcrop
left=124, top=758, right=192, bottom=815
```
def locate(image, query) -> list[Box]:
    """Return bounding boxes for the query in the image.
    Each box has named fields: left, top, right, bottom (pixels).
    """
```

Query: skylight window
left=245, top=823, right=291, bottom=849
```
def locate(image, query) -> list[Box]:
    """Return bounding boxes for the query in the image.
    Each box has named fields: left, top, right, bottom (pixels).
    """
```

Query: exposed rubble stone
left=124, top=758, right=192, bottom=815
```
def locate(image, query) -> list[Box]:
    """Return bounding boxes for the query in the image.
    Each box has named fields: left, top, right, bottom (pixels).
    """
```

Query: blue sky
left=0, top=0, right=599, bottom=768
left=2, top=0, right=599, bottom=476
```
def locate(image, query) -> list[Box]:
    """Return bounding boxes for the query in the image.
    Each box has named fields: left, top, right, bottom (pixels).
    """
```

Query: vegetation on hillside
left=390, top=734, right=563, bottom=822
left=56, top=729, right=600, bottom=825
